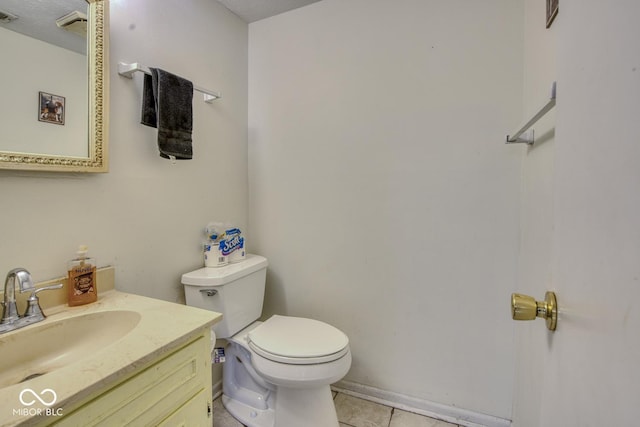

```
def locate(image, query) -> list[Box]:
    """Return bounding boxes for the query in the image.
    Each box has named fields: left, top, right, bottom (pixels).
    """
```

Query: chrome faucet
left=1, top=268, right=63, bottom=334
left=2, top=268, right=33, bottom=323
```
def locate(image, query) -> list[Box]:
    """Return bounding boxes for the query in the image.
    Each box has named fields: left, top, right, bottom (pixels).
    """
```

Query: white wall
left=0, top=0, right=247, bottom=325
left=248, top=0, right=523, bottom=420
left=0, top=27, right=87, bottom=157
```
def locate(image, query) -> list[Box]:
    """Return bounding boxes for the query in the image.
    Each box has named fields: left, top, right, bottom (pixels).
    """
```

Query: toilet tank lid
left=181, top=254, right=268, bottom=286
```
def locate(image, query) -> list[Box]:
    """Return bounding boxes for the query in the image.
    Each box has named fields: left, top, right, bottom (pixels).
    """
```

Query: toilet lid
left=248, top=315, right=349, bottom=365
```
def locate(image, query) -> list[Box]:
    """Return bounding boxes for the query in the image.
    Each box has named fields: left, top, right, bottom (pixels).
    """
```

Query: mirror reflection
left=0, top=0, right=108, bottom=172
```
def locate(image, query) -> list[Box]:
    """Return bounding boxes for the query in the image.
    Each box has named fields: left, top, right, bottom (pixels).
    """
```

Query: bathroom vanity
left=52, top=328, right=211, bottom=426
left=0, top=277, right=221, bottom=426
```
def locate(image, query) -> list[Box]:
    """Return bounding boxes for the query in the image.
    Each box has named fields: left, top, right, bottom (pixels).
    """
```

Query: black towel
left=141, top=68, right=194, bottom=160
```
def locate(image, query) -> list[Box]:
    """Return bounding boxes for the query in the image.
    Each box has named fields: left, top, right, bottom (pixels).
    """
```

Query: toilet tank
left=181, top=254, right=268, bottom=339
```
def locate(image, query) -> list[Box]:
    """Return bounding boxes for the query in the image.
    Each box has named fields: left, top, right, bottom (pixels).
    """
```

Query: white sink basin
left=0, top=310, right=141, bottom=388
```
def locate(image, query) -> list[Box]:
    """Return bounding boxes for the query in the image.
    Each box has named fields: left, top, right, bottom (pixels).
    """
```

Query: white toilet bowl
left=181, top=256, right=351, bottom=427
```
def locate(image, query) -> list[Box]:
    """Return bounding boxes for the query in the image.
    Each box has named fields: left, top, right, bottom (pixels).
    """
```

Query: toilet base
left=222, top=394, right=275, bottom=427
left=275, top=386, right=339, bottom=427
left=222, top=386, right=339, bottom=427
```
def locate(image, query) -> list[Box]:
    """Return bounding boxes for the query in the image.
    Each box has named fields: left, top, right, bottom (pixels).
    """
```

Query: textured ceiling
left=216, top=0, right=322, bottom=23
left=0, top=0, right=87, bottom=54
left=0, top=0, right=323, bottom=55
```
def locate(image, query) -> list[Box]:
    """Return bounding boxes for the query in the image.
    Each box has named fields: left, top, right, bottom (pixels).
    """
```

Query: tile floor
left=213, top=391, right=461, bottom=427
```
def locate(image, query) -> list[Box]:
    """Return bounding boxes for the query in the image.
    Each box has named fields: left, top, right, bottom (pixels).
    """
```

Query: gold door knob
left=511, top=291, right=557, bottom=331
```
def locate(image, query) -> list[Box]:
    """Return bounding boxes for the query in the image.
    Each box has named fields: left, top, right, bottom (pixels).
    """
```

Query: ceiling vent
left=0, top=9, right=18, bottom=24
left=56, top=10, right=87, bottom=37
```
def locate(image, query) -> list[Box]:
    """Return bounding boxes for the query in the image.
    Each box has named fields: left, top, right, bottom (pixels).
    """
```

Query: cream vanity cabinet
left=53, top=329, right=212, bottom=426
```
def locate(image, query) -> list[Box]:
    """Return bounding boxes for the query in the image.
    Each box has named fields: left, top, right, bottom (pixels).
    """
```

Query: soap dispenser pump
left=67, top=245, right=97, bottom=306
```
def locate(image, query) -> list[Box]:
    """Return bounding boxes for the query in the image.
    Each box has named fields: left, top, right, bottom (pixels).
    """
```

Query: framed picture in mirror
left=38, top=91, right=66, bottom=125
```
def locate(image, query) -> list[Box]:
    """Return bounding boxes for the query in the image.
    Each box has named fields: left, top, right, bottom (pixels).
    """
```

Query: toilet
left=181, top=254, right=351, bottom=427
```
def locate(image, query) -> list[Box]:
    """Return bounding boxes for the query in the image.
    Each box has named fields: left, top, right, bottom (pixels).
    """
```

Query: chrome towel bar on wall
left=506, top=81, right=556, bottom=145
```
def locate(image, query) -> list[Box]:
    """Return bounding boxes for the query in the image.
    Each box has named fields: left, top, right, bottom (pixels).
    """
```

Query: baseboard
left=212, top=380, right=223, bottom=400
left=332, top=380, right=511, bottom=427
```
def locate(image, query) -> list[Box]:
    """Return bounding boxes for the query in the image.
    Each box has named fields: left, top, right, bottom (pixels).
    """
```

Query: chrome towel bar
left=506, top=81, right=556, bottom=145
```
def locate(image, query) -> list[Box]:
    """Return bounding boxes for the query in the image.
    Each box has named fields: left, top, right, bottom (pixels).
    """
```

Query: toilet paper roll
left=204, top=241, right=228, bottom=267
left=227, top=245, right=245, bottom=263
left=223, top=236, right=246, bottom=264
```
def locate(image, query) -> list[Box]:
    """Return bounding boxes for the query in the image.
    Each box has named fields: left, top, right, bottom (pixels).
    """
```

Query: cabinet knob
left=511, top=291, right=557, bottom=331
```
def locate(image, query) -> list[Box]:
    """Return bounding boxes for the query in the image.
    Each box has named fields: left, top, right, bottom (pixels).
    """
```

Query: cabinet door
left=157, top=390, right=211, bottom=427
left=53, top=334, right=209, bottom=426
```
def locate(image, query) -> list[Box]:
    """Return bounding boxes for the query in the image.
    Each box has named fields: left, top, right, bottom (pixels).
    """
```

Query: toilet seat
left=248, top=315, right=349, bottom=365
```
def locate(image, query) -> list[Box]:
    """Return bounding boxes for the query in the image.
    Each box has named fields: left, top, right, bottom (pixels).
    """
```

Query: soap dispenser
left=67, top=245, right=97, bottom=306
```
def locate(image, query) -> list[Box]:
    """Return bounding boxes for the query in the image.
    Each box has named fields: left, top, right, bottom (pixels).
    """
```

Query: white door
left=514, top=1, right=640, bottom=426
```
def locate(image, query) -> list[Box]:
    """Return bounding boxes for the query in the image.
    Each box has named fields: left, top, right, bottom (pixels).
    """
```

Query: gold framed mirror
left=0, top=0, right=108, bottom=172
